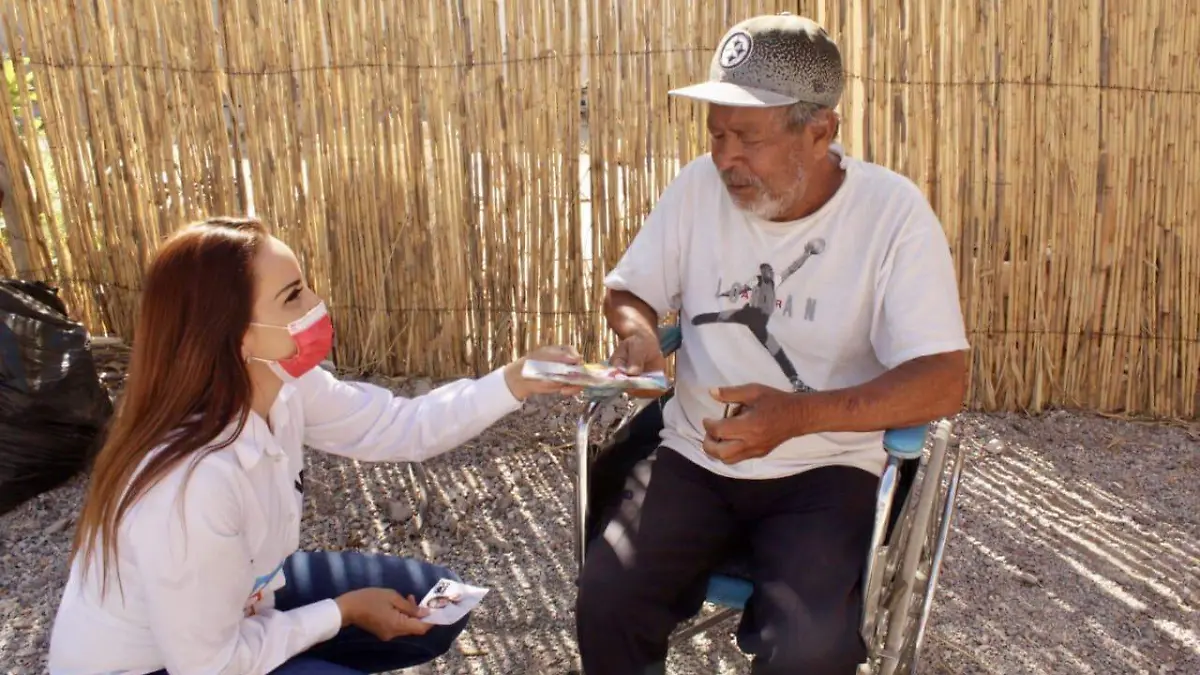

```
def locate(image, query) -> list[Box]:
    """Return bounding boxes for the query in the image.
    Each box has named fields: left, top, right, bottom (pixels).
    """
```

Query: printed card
left=418, top=578, right=489, bottom=626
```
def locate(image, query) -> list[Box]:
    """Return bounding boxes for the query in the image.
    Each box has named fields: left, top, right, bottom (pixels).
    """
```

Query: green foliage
left=3, top=56, right=43, bottom=132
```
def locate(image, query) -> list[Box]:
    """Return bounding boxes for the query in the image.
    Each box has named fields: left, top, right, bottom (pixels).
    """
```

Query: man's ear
left=809, top=109, right=839, bottom=156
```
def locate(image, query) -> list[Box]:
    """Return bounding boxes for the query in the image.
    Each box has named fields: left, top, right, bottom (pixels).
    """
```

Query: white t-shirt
left=604, top=144, right=969, bottom=480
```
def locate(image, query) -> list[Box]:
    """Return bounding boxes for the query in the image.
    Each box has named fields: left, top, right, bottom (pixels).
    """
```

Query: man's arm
left=804, top=186, right=971, bottom=434
left=602, top=161, right=696, bottom=349
left=603, top=289, right=667, bottom=377
left=602, top=289, right=659, bottom=340
left=703, top=350, right=967, bottom=464
left=787, top=349, right=968, bottom=436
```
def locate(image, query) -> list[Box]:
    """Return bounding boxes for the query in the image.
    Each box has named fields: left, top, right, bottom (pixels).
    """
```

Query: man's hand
left=609, top=330, right=665, bottom=375
left=609, top=330, right=668, bottom=398
left=700, top=384, right=803, bottom=464
left=335, top=587, right=432, bottom=640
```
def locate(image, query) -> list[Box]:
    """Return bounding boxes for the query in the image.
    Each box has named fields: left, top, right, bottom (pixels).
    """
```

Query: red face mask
left=250, top=302, right=334, bottom=380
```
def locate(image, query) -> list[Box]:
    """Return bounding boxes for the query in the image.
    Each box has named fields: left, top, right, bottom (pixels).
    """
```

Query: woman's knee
left=354, top=554, right=463, bottom=601
left=413, top=560, right=462, bottom=588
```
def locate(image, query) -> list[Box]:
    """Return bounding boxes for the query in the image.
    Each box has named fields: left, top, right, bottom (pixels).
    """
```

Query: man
left=575, top=13, right=970, bottom=675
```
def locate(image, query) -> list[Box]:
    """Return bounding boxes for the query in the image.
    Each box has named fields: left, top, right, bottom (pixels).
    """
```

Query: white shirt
left=47, top=366, right=521, bottom=675
left=604, top=144, right=970, bottom=480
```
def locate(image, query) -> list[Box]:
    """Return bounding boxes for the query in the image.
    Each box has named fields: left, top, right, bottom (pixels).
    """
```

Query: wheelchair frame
left=573, top=327, right=968, bottom=674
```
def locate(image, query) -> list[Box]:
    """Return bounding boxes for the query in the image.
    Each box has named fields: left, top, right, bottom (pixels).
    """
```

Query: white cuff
left=293, top=598, right=343, bottom=645
left=478, top=365, right=524, bottom=412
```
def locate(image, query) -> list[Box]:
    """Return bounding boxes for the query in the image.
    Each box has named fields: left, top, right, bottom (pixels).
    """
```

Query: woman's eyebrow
left=274, top=279, right=301, bottom=299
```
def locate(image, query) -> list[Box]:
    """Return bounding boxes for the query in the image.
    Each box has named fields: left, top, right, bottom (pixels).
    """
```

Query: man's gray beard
left=723, top=165, right=807, bottom=221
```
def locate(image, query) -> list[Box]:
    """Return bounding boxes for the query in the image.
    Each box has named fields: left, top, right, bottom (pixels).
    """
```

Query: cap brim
left=667, top=81, right=799, bottom=107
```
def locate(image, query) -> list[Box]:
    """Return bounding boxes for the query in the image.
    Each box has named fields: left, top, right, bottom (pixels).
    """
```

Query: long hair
left=72, top=216, right=267, bottom=596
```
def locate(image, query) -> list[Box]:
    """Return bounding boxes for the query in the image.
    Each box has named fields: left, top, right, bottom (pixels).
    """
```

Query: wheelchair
left=573, top=325, right=969, bottom=674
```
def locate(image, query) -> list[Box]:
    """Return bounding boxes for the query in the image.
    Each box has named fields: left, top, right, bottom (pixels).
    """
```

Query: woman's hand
left=503, top=345, right=585, bottom=401
left=335, top=588, right=432, bottom=640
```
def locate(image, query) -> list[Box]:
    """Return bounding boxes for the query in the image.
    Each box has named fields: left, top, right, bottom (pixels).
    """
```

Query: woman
left=47, top=217, right=581, bottom=675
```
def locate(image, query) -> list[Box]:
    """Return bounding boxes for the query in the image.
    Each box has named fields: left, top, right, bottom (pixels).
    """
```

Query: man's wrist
left=782, top=390, right=841, bottom=439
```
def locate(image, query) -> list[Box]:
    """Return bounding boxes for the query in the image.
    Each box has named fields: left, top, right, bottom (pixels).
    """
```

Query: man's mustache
left=720, top=169, right=762, bottom=189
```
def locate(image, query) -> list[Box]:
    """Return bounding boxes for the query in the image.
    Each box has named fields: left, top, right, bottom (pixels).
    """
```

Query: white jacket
left=47, top=365, right=522, bottom=675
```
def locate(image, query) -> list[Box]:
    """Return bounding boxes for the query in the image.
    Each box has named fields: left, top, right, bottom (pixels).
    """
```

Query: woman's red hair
left=72, top=217, right=266, bottom=595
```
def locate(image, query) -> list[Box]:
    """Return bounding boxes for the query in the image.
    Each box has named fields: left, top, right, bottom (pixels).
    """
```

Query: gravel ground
left=1, top=346, right=1197, bottom=674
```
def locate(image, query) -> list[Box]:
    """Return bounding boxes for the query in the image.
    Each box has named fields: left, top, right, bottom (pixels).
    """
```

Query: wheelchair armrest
left=657, top=324, right=682, bottom=357
left=882, top=424, right=929, bottom=460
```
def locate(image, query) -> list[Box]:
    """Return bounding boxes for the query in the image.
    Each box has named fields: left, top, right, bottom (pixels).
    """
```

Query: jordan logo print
left=695, top=238, right=826, bottom=392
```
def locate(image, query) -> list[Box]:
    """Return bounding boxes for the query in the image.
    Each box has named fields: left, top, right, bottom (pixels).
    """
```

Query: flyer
left=418, top=578, right=489, bottom=626
left=521, top=360, right=669, bottom=392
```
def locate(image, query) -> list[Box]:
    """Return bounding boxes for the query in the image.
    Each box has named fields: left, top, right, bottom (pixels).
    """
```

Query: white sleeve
left=296, top=365, right=522, bottom=462
left=131, top=464, right=342, bottom=675
left=870, top=196, right=971, bottom=370
left=601, top=164, right=691, bottom=317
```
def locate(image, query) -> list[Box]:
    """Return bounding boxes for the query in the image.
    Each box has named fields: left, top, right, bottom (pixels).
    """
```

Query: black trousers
left=575, top=447, right=877, bottom=675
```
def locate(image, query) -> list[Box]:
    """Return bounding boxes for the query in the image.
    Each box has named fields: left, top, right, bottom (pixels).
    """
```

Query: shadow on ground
left=1, top=373, right=1196, bottom=674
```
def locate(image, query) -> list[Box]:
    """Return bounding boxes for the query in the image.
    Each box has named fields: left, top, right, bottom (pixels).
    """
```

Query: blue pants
left=154, top=551, right=470, bottom=674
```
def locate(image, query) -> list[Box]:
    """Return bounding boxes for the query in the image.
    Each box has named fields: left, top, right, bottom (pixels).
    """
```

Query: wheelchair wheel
left=863, top=420, right=967, bottom=675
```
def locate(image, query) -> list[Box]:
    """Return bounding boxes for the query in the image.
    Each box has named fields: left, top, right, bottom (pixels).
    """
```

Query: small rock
left=388, top=501, right=413, bottom=522
left=985, top=438, right=1006, bottom=454
left=45, top=517, right=72, bottom=535
left=1015, top=571, right=1040, bottom=586
left=487, top=535, right=513, bottom=551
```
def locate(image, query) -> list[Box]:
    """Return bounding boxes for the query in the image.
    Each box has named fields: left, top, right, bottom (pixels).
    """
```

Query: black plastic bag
left=0, top=279, right=113, bottom=516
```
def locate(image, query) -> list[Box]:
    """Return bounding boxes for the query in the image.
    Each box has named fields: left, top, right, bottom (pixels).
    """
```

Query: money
left=521, top=360, right=669, bottom=392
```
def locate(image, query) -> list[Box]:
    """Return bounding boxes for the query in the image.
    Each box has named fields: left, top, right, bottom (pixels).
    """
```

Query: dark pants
left=151, top=551, right=469, bottom=674
left=576, top=447, right=876, bottom=675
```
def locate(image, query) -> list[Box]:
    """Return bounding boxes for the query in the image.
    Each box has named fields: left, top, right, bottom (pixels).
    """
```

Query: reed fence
left=0, top=0, right=1197, bottom=417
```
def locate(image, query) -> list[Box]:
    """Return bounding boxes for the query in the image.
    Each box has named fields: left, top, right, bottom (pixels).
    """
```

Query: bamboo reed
left=0, top=0, right=1194, bottom=417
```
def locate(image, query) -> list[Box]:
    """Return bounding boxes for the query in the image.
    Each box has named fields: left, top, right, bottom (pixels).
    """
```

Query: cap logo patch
left=718, top=31, right=753, bottom=69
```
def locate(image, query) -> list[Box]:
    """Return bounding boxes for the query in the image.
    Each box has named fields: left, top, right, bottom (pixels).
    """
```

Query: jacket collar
left=233, top=382, right=298, bottom=470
